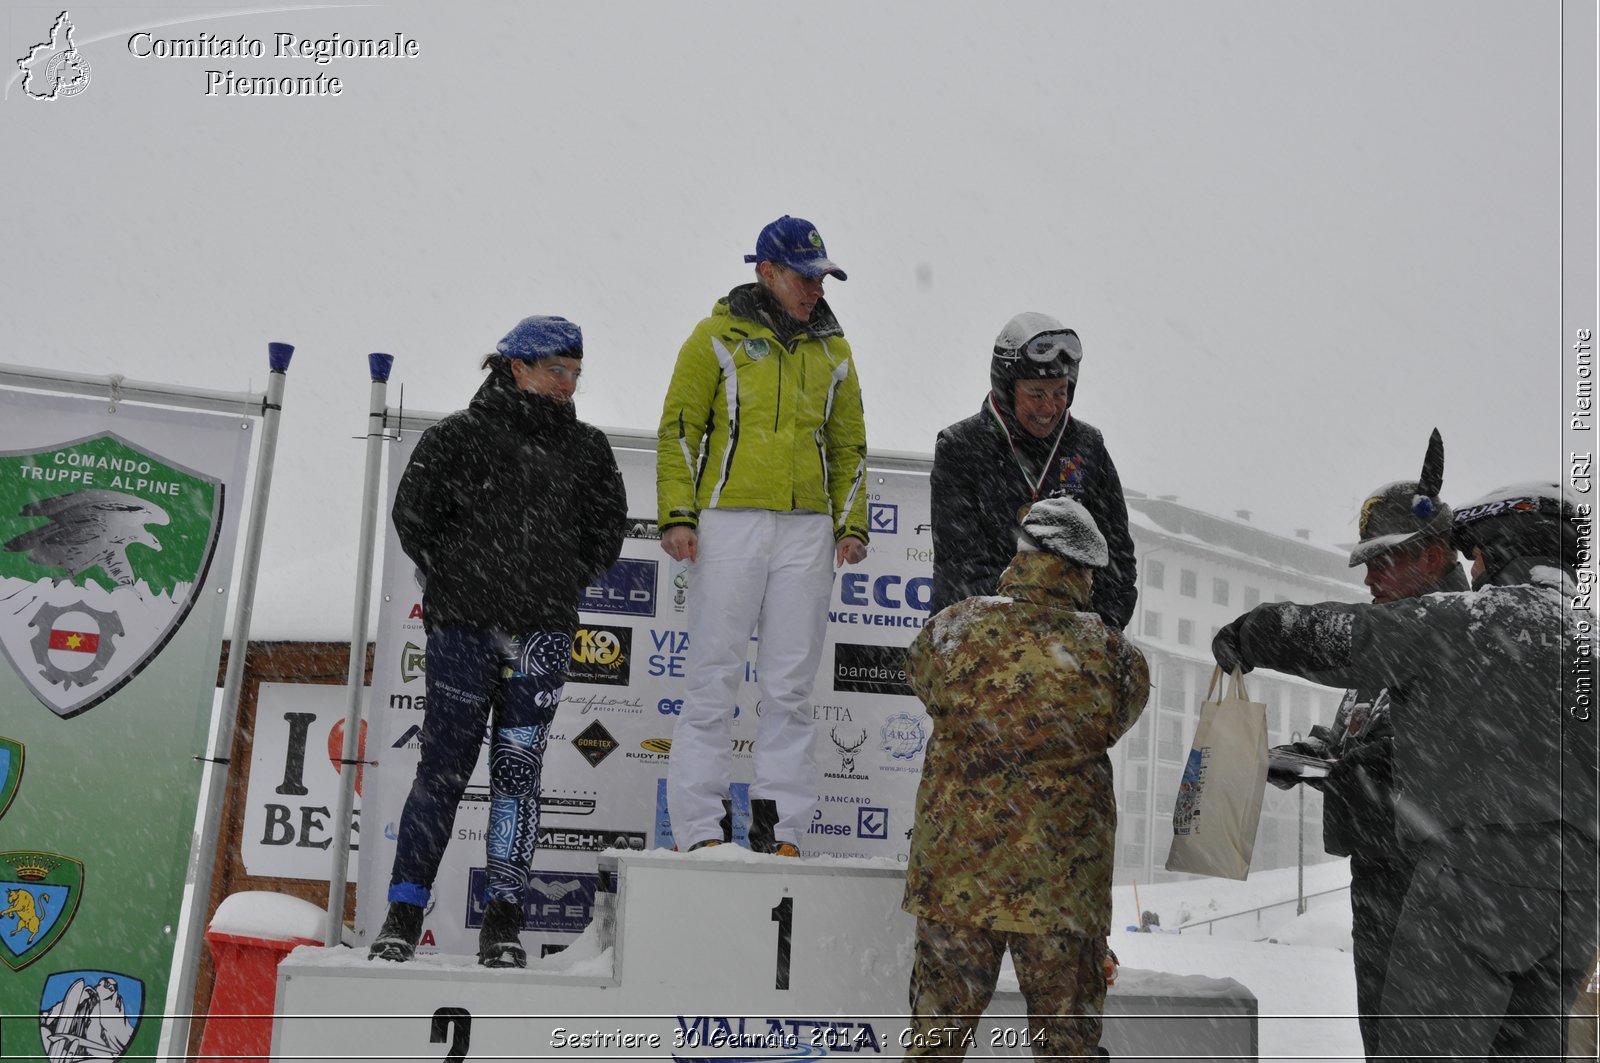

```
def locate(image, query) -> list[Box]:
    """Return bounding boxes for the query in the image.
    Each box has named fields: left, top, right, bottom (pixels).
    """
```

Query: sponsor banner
left=581, top=558, right=658, bottom=618
left=535, top=826, right=647, bottom=853
left=0, top=390, right=250, bottom=1058
left=568, top=624, right=631, bottom=686
left=465, top=868, right=599, bottom=935
left=833, top=643, right=913, bottom=697
left=242, top=683, right=363, bottom=881
left=624, top=516, right=662, bottom=541
left=571, top=721, right=620, bottom=767
left=360, top=437, right=932, bottom=952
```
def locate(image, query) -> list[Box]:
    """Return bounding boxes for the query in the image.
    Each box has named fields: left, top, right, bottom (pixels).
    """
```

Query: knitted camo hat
left=1017, top=495, right=1108, bottom=569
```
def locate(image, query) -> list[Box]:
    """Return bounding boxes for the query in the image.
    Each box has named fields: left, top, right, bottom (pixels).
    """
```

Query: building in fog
left=1113, top=490, right=1377, bottom=888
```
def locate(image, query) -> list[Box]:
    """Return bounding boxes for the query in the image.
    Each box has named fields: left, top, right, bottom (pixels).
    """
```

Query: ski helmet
left=1348, top=428, right=1455, bottom=567
left=1017, top=495, right=1108, bottom=569
left=1450, top=480, right=1582, bottom=582
left=991, top=312, right=1082, bottom=407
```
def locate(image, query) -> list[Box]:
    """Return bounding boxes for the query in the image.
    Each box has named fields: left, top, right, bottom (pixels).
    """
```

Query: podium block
left=273, top=850, right=1255, bottom=1061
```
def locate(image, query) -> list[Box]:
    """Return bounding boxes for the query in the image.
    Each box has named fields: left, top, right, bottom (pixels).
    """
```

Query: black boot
left=478, top=899, right=527, bottom=968
left=718, top=799, right=735, bottom=844
left=747, top=798, right=780, bottom=853
left=367, top=901, right=424, bottom=962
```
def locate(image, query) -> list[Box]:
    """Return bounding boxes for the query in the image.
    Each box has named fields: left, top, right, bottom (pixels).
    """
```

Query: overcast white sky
left=2, top=1, right=1589, bottom=636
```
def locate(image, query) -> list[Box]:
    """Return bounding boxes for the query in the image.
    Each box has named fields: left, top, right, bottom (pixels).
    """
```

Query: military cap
left=1348, top=428, right=1453, bottom=567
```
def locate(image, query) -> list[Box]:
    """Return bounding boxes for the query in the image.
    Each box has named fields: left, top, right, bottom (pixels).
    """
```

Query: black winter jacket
left=1298, top=566, right=1468, bottom=863
left=930, top=398, right=1136, bottom=627
left=393, top=362, right=627, bottom=634
left=1224, top=557, right=1598, bottom=893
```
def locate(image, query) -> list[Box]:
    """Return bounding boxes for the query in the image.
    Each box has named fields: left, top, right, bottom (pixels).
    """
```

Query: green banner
left=0, top=392, right=251, bottom=1062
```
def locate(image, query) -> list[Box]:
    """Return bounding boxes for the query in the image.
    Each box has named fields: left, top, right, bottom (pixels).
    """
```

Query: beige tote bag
left=1164, top=666, right=1269, bottom=880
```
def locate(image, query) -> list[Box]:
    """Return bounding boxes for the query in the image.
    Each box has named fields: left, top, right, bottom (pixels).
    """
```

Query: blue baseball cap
left=743, top=215, right=848, bottom=281
left=496, top=315, right=583, bottom=361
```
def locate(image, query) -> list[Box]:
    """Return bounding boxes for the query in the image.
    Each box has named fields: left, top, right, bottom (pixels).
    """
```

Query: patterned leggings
left=388, top=626, right=570, bottom=908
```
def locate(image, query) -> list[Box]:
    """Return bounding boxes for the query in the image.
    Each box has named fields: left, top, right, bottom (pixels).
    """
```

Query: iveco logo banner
left=833, top=643, right=912, bottom=697
left=582, top=558, right=658, bottom=618
left=829, top=572, right=932, bottom=630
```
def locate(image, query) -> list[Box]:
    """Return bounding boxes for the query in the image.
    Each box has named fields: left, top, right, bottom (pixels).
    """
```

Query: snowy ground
left=1109, top=861, right=1363, bottom=1062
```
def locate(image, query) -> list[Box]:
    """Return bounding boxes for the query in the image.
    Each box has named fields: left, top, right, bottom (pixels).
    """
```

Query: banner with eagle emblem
left=0, top=385, right=254, bottom=1059
left=0, top=431, right=223, bottom=718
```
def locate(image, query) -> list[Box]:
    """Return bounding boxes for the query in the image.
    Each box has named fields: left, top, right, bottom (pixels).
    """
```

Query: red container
left=198, top=928, right=321, bottom=1061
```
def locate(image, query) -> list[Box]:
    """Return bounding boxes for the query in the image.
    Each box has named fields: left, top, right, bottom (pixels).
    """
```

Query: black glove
left=1212, top=616, right=1252, bottom=674
left=1324, top=736, right=1389, bottom=792
left=1267, top=739, right=1329, bottom=790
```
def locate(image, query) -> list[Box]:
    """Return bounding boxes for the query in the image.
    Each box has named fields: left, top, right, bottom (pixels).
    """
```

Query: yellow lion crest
left=2, top=888, right=48, bottom=944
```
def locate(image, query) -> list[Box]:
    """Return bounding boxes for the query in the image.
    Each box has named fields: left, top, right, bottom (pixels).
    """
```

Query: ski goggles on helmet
left=996, top=330, right=1083, bottom=366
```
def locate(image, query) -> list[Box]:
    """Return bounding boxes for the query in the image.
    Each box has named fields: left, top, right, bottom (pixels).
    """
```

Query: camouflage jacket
left=901, top=550, right=1151, bottom=934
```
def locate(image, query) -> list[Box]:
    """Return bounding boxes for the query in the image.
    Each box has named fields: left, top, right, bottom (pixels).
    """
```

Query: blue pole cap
left=368, top=352, right=394, bottom=383
left=268, top=342, right=295, bottom=372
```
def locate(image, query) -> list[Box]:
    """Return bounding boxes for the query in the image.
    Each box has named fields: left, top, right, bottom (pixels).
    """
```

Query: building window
left=1157, top=715, right=1186, bottom=762
left=1244, top=586, right=1261, bottom=608
left=1180, top=569, right=1197, bottom=597
left=1159, top=670, right=1185, bottom=712
left=1213, top=577, right=1229, bottom=605
left=1122, top=843, right=1146, bottom=868
left=1123, top=789, right=1148, bottom=814
left=1146, top=559, right=1165, bottom=589
left=1143, top=611, right=1162, bottom=639
left=1177, top=619, right=1193, bottom=646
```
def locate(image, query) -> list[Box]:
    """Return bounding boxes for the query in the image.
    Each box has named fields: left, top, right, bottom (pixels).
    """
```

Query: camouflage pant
left=904, top=918, right=1107, bottom=1061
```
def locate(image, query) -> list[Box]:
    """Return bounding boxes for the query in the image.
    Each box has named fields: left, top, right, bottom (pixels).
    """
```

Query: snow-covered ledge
left=272, top=848, right=1255, bottom=1061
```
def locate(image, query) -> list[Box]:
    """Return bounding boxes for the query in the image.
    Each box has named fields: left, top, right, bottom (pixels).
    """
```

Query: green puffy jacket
left=656, top=284, right=870, bottom=541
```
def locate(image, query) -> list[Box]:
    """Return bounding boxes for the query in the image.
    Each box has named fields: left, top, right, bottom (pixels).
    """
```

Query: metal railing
left=1178, top=883, right=1351, bottom=936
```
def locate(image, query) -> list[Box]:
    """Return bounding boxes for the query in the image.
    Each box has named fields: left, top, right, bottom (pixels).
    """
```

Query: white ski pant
left=667, top=508, right=833, bottom=849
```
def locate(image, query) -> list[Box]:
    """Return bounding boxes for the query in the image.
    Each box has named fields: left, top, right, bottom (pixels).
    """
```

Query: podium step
left=273, top=849, right=1255, bottom=1061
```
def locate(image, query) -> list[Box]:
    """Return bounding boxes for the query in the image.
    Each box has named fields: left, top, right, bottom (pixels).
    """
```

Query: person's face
left=510, top=356, right=581, bottom=402
left=1363, top=541, right=1445, bottom=603
left=1011, top=378, right=1070, bottom=438
left=763, top=263, right=826, bottom=322
left=1471, top=545, right=1487, bottom=582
